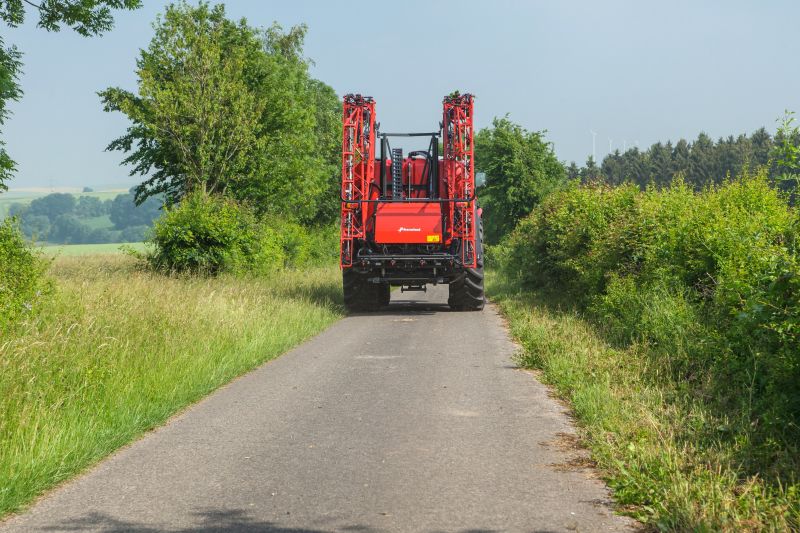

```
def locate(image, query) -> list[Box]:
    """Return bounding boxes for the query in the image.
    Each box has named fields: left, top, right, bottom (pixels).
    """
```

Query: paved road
left=2, top=286, right=636, bottom=533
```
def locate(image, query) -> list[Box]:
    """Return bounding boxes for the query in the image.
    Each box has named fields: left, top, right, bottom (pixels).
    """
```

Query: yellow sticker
left=426, top=235, right=441, bottom=243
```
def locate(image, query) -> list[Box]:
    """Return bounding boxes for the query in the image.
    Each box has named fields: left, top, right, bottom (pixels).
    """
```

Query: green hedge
left=499, top=171, right=800, bottom=477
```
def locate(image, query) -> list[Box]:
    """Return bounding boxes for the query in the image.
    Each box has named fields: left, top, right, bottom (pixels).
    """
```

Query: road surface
left=2, top=285, right=636, bottom=533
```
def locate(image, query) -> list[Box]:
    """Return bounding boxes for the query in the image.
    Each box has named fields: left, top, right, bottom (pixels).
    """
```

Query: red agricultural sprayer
left=340, top=93, right=484, bottom=312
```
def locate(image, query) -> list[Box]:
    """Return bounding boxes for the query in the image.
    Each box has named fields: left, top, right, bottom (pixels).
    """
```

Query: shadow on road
left=41, top=509, right=361, bottom=533
left=38, top=508, right=510, bottom=533
left=347, top=300, right=456, bottom=317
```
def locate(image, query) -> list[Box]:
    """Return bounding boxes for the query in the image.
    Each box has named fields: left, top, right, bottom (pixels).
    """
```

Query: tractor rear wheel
left=343, top=269, right=389, bottom=312
left=379, top=283, right=391, bottom=307
left=448, top=217, right=485, bottom=311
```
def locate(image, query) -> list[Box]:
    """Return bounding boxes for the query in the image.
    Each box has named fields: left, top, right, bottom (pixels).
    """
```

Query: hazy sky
left=4, top=0, right=800, bottom=189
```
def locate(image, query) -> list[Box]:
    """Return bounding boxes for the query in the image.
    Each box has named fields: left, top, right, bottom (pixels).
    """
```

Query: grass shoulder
left=487, top=269, right=799, bottom=531
left=0, top=255, right=343, bottom=518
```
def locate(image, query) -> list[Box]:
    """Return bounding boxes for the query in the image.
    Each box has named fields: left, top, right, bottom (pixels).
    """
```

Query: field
left=0, top=255, right=343, bottom=517
left=41, top=242, right=148, bottom=256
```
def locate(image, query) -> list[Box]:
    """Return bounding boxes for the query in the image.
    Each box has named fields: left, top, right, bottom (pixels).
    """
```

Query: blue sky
left=4, top=0, right=800, bottom=189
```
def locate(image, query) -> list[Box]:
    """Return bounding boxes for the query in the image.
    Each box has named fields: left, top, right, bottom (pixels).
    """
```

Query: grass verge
left=0, top=255, right=343, bottom=517
left=488, top=271, right=799, bottom=531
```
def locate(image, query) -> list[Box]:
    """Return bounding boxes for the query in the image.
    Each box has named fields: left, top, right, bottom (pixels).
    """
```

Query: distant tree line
left=567, top=124, right=800, bottom=190
left=6, top=190, right=161, bottom=244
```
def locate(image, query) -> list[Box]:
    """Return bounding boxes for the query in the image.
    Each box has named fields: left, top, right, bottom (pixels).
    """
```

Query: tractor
left=340, top=93, right=484, bottom=312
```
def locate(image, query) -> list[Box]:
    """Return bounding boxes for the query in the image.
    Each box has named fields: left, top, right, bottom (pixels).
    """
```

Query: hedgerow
left=497, top=169, right=800, bottom=527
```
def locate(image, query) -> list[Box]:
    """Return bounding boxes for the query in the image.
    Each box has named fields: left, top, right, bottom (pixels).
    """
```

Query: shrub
left=260, top=217, right=338, bottom=269
left=147, top=192, right=338, bottom=274
left=148, top=192, right=261, bottom=274
left=0, top=218, right=49, bottom=331
left=500, top=169, right=800, bottom=475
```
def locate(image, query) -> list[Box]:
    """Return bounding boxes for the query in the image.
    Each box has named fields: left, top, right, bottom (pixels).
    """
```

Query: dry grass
left=0, top=255, right=342, bottom=517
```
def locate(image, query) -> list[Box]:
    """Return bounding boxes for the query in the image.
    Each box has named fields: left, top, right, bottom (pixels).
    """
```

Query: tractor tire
left=378, top=283, right=391, bottom=307
left=448, top=216, right=485, bottom=311
left=343, top=269, right=389, bottom=312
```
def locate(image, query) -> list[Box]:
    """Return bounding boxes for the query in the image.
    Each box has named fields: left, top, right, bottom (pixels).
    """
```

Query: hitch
left=401, top=284, right=427, bottom=293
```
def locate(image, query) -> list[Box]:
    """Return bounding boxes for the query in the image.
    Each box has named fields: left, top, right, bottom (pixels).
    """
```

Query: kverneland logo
left=398, top=227, right=421, bottom=232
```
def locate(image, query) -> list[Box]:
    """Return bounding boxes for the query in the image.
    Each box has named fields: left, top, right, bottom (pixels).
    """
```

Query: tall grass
left=0, top=255, right=342, bottom=517
left=488, top=278, right=799, bottom=530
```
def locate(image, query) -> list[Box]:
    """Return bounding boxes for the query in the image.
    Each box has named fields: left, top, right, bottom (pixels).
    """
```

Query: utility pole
left=590, top=130, right=597, bottom=162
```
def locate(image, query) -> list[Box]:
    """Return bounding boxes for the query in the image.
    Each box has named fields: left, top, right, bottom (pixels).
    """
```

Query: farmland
left=41, top=242, right=147, bottom=256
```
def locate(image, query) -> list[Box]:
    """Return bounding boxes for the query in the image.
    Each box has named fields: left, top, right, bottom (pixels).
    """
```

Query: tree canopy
left=100, top=2, right=341, bottom=223
left=475, top=117, right=566, bottom=243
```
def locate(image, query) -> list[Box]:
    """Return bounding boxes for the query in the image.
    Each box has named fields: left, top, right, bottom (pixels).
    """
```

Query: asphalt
left=1, top=285, right=637, bottom=533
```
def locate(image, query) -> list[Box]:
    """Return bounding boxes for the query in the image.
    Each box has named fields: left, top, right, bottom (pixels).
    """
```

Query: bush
left=147, top=192, right=337, bottom=274
left=260, top=217, right=338, bottom=269
left=0, top=218, right=49, bottom=331
left=148, top=192, right=261, bottom=273
left=500, top=170, right=800, bottom=474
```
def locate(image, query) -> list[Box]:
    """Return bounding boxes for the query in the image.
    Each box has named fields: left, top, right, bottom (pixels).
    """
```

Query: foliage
left=109, top=191, right=161, bottom=229
left=773, top=110, right=800, bottom=187
left=27, top=192, right=76, bottom=219
left=146, top=191, right=336, bottom=274
left=0, top=254, right=341, bottom=516
left=474, top=116, right=566, bottom=243
left=75, top=195, right=105, bottom=217
left=100, top=2, right=341, bottom=224
left=0, top=0, right=140, bottom=191
left=497, top=171, right=800, bottom=527
left=1, top=0, right=141, bottom=35
left=568, top=126, right=796, bottom=192
left=0, top=218, right=48, bottom=331
left=6, top=191, right=161, bottom=244
left=489, top=275, right=800, bottom=530
left=119, top=224, right=148, bottom=243
left=147, top=191, right=259, bottom=274
left=0, top=36, right=21, bottom=191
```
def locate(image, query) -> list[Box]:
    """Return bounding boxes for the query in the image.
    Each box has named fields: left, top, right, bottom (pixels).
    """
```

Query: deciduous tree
left=101, top=2, right=341, bottom=223
left=474, top=117, right=566, bottom=243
